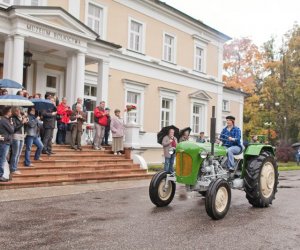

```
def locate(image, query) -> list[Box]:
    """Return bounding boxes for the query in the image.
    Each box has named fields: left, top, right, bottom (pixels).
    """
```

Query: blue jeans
left=164, top=156, right=175, bottom=174
left=56, top=122, right=67, bottom=144
left=0, top=143, right=10, bottom=177
left=226, top=146, right=242, bottom=169
left=10, top=139, right=24, bottom=172
left=296, top=154, right=300, bottom=166
left=24, top=136, right=43, bottom=166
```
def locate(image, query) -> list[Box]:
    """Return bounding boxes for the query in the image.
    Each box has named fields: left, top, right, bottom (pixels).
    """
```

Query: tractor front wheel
left=244, top=152, right=278, bottom=207
left=149, top=171, right=176, bottom=207
left=205, top=178, right=231, bottom=220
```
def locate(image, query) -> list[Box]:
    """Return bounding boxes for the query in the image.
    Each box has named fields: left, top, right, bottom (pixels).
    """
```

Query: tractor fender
left=244, top=144, right=275, bottom=157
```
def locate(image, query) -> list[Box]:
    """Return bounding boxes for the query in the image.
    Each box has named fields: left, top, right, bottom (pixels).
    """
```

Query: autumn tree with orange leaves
left=223, top=26, right=300, bottom=144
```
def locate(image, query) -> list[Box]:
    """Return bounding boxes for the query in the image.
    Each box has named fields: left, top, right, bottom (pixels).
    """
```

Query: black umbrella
left=291, top=142, right=300, bottom=148
left=30, top=98, right=55, bottom=111
left=157, top=125, right=179, bottom=145
left=0, top=79, right=23, bottom=89
left=179, top=127, right=192, bottom=138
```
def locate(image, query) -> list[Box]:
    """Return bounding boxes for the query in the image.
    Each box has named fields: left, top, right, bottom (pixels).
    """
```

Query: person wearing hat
left=218, top=115, right=242, bottom=172
left=110, top=109, right=124, bottom=155
left=102, top=107, right=111, bottom=146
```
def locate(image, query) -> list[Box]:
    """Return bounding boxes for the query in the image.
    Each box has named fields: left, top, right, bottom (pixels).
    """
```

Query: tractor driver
left=217, top=115, right=242, bottom=172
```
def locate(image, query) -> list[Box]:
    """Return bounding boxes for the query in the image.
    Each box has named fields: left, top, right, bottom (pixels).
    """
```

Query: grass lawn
left=278, top=162, right=300, bottom=171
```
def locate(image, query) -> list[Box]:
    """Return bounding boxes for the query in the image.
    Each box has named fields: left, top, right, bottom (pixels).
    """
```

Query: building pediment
left=189, top=90, right=212, bottom=100
left=9, top=6, right=98, bottom=40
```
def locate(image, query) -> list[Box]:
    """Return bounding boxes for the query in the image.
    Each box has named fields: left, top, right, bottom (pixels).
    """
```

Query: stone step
left=11, top=168, right=147, bottom=181
left=16, top=163, right=140, bottom=174
left=18, top=158, right=133, bottom=167
left=0, top=173, right=152, bottom=190
left=19, top=154, right=123, bottom=161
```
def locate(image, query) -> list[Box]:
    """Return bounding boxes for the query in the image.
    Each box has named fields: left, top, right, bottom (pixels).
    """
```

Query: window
left=129, top=19, right=144, bottom=53
left=87, top=3, right=103, bottom=36
left=163, top=33, right=176, bottom=63
left=126, top=91, right=140, bottom=124
left=194, top=41, right=207, bottom=73
left=161, top=98, right=172, bottom=128
left=123, top=79, right=147, bottom=129
left=195, top=46, right=204, bottom=72
left=84, top=84, right=97, bottom=124
left=84, top=85, right=97, bottom=97
left=46, top=76, right=57, bottom=89
left=192, top=103, right=205, bottom=134
left=45, top=75, right=59, bottom=98
left=222, top=100, right=230, bottom=112
left=159, top=88, right=177, bottom=129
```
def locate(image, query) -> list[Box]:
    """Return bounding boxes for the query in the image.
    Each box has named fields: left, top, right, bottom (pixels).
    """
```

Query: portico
left=0, top=5, right=120, bottom=108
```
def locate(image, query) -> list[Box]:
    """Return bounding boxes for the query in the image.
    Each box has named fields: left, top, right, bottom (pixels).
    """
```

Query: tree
left=223, top=38, right=265, bottom=140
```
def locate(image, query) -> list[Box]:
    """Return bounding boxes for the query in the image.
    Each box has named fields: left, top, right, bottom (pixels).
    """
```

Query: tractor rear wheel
left=149, top=171, right=176, bottom=207
left=244, top=152, right=278, bottom=207
left=205, top=178, right=231, bottom=220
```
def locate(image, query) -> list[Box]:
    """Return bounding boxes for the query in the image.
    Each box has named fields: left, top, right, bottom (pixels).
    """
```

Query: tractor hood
left=176, top=141, right=227, bottom=157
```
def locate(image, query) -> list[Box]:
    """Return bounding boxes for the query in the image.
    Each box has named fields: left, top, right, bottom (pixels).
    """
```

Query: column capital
left=13, top=34, right=25, bottom=40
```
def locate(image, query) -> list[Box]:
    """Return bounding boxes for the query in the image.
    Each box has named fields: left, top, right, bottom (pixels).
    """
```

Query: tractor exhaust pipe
left=210, top=106, right=216, bottom=156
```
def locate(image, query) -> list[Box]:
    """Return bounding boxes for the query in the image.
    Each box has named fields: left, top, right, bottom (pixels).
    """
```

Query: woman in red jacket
left=93, top=101, right=108, bottom=150
left=56, top=97, right=72, bottom=145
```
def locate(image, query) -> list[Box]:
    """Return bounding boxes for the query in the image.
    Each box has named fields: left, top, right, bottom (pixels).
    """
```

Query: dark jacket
left=70, top=111, right=86, bottom=132
left=25, top=114, right=43, bottom=137
left=0, top=116, right=14, bottom=144
left=12, top=115, right=24, bottom=135
left=42, top=108, right=56, bottom=129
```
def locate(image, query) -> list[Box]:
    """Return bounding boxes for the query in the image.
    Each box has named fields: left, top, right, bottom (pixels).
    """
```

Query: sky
left=163, top=0, right=300, bottom=46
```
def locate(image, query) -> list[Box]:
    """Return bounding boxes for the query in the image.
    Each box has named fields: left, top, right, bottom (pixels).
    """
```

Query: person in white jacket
left=110, top=109, right=125, bottom=155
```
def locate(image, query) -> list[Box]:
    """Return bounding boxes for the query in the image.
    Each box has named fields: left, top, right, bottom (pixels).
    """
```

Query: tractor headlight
left=200, top=151, right=208, bottom=159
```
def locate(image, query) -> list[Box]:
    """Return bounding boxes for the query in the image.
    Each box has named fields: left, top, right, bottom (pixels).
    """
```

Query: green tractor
left=149, top=107, right=278, bottom=220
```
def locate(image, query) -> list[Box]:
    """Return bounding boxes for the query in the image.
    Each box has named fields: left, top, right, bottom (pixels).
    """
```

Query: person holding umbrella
left=162, top=128, right=178, bottom=174
left=24, top=107, right=44, bottom=167
left=0, top=106, right=14, bottom=181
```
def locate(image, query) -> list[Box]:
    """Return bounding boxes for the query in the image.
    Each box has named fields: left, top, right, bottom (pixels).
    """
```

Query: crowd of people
left=0, top=88, right=125, bottom=182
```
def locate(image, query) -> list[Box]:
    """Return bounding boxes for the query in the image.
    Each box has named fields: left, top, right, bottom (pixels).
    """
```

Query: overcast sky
left=164, top=0, right=300, bottom=46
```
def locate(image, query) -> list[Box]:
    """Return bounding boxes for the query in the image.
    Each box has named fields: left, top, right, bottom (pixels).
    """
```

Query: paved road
left=0, top=171, right=300, bottom=250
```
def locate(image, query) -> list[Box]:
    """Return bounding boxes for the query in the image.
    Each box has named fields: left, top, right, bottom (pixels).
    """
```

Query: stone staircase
left=0, top=145, right=151, bottom=190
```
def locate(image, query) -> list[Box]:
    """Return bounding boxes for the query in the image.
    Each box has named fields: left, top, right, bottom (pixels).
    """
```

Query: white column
left=3, top=36, right=14, bottom=79
left=11, top=35, right=25, bottom=84
left=35, top=60, right=45, bottom=95
left=65, top=53, right=76, bottom=103
left=74, top=51, right=85, bottom=102
left=96, top=60, right=110, bottom=104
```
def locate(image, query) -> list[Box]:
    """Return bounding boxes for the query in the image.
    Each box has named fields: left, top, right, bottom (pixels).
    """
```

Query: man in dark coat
left=41, top=97, right=57, bottom=155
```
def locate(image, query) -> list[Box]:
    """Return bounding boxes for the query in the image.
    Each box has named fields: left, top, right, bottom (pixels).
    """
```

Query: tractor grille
left=176, top=152, right=192, bottom=176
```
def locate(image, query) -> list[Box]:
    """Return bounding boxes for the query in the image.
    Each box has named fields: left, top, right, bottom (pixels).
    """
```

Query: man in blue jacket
left=219, top=115, right=242, bottom=172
